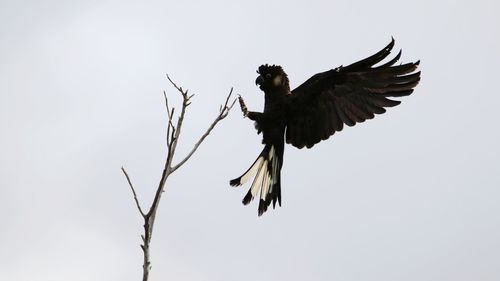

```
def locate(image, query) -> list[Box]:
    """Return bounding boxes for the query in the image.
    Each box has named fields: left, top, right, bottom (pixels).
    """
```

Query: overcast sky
left=1, top=0, right=499, bottom=280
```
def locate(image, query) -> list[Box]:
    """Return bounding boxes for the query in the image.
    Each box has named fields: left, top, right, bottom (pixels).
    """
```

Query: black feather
left=232, top=38, right=420, bottom=215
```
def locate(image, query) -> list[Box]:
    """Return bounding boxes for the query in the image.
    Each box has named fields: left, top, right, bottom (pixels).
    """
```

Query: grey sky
left=1, top=0, right=499, bottom=280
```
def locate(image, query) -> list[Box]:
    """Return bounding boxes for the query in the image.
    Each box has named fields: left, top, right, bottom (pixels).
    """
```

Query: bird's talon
left=238, top=96, right=248, bottom=117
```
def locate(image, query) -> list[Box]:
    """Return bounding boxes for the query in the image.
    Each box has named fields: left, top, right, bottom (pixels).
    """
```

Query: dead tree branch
left=171, top=87, right=236, bottom=173
left=122, top=75, right=236, bottom=281
left=121, top=167, right=146, bottom=218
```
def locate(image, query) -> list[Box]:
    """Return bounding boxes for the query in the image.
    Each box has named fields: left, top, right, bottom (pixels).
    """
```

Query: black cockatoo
left=230, top=38, right=420, bottom=216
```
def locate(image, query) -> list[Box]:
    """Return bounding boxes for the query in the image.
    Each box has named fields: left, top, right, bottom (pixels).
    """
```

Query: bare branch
left=166, top=76, right=190, bottom=167
left=163, top=91, right=177, bottom=145
left=171, top=88, right=236, bottom=173
left=144, top=75, right=191, bottom=237
left=166, top=108, right=175, bottom=145
left=166, top=74, right=183, bottom=94
left=224, top=87, right=237, bottom=115
left=121, top=166, right=146, bottom=217
left=163, top=90, right=170, bottom=114
left=124, top=74, right=236, bottom=281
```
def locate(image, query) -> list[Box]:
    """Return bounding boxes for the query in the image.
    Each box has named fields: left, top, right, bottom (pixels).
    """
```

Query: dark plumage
left=230, top=38, right=421, bottom=216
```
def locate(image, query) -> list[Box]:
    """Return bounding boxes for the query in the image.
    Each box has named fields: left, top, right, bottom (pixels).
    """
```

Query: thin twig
left=166, top=75, right=189, bottom=164
left=144, top=75, right=191, bottom=238
left=166, top=74, right=182, bottom=93
left=163, top=90, right=170, bottom=114
left=121, top=167, right=146, bottom=217
left=163, top=91, right=176, bottom=145
left=171, top=88, right=236, bottom=173
left=123, top=74, right=236, bottom=281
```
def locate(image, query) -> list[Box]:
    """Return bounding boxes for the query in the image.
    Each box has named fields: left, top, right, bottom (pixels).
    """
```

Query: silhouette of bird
left=230, top=38, right=421, bottom=216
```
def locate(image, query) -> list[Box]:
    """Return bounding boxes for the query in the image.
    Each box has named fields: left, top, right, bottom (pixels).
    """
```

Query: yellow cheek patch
left=273, top=75, right=282, bottom=86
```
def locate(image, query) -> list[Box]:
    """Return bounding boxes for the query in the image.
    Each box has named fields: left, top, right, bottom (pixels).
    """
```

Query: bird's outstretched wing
left=285, top=38, right=420, bottom=149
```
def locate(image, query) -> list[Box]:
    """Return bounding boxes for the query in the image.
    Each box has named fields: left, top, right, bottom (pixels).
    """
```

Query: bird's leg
left=238, top=95, right=249, bottom=117
left=238, top=95, right=263, bottom=122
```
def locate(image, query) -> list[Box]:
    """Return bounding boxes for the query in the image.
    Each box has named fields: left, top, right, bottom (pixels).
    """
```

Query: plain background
left=1, top=0, right=499, bottom=280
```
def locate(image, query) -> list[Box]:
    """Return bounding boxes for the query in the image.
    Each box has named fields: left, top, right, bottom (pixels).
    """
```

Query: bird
left=230, top=38, right=420, bottom=216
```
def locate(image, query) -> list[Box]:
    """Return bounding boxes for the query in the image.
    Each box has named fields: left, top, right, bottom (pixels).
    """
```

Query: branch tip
left=121, top=167, right=146, bottom=217
left=170, top=87, right=236, bottom=173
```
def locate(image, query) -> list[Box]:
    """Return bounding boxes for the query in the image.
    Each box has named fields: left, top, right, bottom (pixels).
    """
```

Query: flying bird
left=230, top=38, right=420, bottom=216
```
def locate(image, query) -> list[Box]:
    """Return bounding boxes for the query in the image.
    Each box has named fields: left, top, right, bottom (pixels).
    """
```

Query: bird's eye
left=265, top=73, right=272, bottom=79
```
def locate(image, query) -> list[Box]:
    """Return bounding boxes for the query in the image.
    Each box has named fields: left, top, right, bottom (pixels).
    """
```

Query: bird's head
left=255, top=64, right=290, bottom=93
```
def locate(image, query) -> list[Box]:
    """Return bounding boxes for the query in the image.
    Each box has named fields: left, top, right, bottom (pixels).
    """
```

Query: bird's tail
left=230, top=144, right=282, bottom=216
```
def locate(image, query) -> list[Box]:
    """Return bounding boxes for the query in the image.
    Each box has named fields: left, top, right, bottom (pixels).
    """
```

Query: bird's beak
left=255, top=75, right=264, bottom=86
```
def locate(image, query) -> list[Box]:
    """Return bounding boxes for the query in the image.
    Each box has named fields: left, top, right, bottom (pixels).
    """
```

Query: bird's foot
left=238, top=95, right=248, bottom=118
